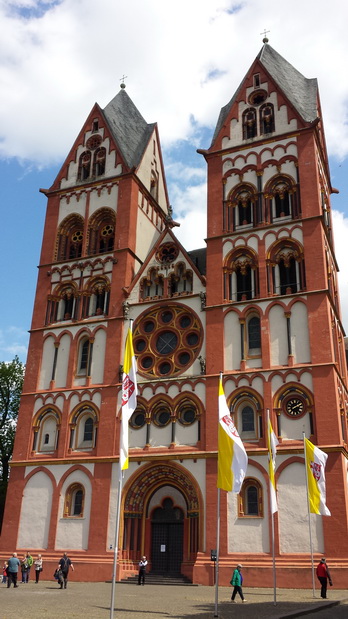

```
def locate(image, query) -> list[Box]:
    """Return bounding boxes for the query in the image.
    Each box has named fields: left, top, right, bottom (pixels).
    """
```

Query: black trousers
left=62, top=571, right=69, bottom=588
left=231, top=585, right=244, bottom=600
left=7, top=572, right=18, bottom=588
left=318, top=576, right=327, bottom=598
left=138, top=570, right=145, bottom=585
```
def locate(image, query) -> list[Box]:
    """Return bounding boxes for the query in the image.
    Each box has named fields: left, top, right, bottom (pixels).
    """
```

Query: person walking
left=230, top=563, right=247, bottom=603
left=58, top=552, right=74, bottom=589
left=34, top=554, right=43, bottom=583
left=6, top=553, right=20, bottom=588
left=138, top=556, right=148, bottom=585
left=316, top=557, right=332, bottom=599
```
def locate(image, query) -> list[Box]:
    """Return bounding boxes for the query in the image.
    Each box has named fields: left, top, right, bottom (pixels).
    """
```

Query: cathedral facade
left=1, top=42, right=348, bottom=587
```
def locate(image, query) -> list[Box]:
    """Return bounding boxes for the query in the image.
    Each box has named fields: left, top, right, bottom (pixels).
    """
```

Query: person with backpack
left=58, top=552, right=74, bottom=589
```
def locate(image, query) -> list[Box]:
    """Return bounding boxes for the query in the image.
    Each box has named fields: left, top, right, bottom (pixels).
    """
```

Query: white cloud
left=0, top=0, right=348, bottom=163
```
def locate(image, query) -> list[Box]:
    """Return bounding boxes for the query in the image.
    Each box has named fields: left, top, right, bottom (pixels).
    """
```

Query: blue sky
left=1, top=0, right=348, bottom=363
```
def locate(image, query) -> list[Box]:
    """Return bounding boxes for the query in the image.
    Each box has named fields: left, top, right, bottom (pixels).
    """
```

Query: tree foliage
left=0, top=356, right=25, bottom=526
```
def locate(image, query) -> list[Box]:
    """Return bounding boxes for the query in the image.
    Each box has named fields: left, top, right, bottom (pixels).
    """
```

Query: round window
left=130, top=411, right=146, bottom=429
left=155, top=410, right=171, bottom=426
left=133, top=304, right=203, bottom=378
left=156, top=332, right=178, bottom=354
left=179, top=407, right=196, bottom=425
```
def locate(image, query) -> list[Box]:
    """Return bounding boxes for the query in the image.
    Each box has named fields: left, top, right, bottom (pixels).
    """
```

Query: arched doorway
left=121, top=462, right=202, bottom=579
left=151, top=498, right=184, bottom=574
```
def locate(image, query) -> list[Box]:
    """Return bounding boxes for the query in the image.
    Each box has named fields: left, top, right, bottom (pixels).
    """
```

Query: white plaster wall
left=129, top=424, right=147, bottom=448
left=55, top=470, right=92, bottom=551
left=280, top=412, right=312, bottom=440
left=227, top=465, right=269, bottom=553
left=91, top=328, right=106, bottom=384
left=39, top=336, right=55, bottom=390
left=150, top=424, right=172, bottom=447
left=17, top=471, right=53, bottom=549
left=175, top=420, right=198, bottom=446
left=291, top=302, right=311, bottom=363
left=55, top=333, right=71, bottom=388
left=89, top=184, right=118, bottom=216
left=44, top=463, right=94, bottom=484
left=38, top=415, right=57, bottom=452
left=278, top=461, right=324, bottom=553
left=137, top=132, right=168, bottom=212
left=224, top=311, right=241, bottom=370
left=135, top=208, right=160, bottom=268
left=58, top=194, right=87, bottom=223
left=269, top=305, right=288, bottom=366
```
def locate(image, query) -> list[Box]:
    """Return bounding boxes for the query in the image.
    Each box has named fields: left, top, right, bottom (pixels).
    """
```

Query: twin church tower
left=1, top=42, right=348, bottom=586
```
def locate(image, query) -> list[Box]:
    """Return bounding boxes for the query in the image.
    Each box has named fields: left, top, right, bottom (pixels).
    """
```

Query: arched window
left=247, top=315, right=261, bottom=355
left=56, top=214, right=84, bottom=262
left=92, top=147, right=106, bottom=176
left=269, top=241, right=306, bottom=296
left=238, top=479, right=263, bottom=517
left=69, top=406, right=98, bottom=451
left=32, top=408, right=60, bottom=453
left=78, top=151, right=92, bottom=181
left=152, top=402, right=171, bottom=427
left=242, top=108, right=257, bottom=139
left=140, top=268, right=164, bottom=300
left=64, top=483, right=85, bottom=517
left=227, top=185, right=257, bottom=231
left=87, top=208, right=116, bottom=256
left=82, top=278, right=110, bottom=317
left=77, top=336, right=92, bottom=376
left=169, top=263, right=193, bottom=296
left=230, top=390, right=262, bottom=440
left=59, top=286, right=77, bottom=321
left=224, top=249, right=259, bottom=302
left=150, top=172, right=158, bottom=200
left=266, top=177, right=297, bottom=221
left=260, top=103, right=275, bottom=134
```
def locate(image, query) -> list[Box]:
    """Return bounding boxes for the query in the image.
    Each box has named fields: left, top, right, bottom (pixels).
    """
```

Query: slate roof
left=211, top=44, right=318, bottom=146
left=103, top=89, right=156, bottom=169
left=188, top=248, right=207, bottom=276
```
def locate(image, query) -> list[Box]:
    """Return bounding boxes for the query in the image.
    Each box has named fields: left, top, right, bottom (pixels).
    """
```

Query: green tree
left=0, top=355, right=25, bottom=528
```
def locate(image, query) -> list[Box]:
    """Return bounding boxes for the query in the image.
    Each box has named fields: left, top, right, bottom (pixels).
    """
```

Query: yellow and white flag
left=305, top=438, right=331, bottom=516
left=217, top=376, right=248, bottom=492
left=267, top=417, right=279, bottom=514
left=120, top=323, right=137, bottom=470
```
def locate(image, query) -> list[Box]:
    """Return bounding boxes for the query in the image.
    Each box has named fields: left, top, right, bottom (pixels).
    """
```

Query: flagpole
left=303, top=431, right=316, bottom=598
left=214, top=487, right=220, bottom=618
left=110, top=465, right=124, bottom=619
left=267, top=409, right=277, bottom=606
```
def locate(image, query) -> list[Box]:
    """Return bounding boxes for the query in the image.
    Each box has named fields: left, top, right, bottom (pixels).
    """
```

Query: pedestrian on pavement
left=34, top=554, right=43, bottom=583
left=316, top=557, right=332, bottom=599
left=230, top=563, right=247, bottom=603
left=25, top=551, right=34, bottom=582
left=20, top=554, right=28, bottom=583
left=138, top=555, right=148, bottom=585
left=2, top=561, right=8, bottom=584
left=6, top=553, right=20, bottom=588
left=58, top=552, right=74, bottom=589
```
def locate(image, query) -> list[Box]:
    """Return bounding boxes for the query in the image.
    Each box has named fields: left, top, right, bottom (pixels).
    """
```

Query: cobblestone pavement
left=1, top=581, right=347, bottom=619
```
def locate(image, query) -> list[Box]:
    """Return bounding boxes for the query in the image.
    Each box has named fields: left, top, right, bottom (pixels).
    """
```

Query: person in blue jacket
left=230, top=563, right=247, bottom=603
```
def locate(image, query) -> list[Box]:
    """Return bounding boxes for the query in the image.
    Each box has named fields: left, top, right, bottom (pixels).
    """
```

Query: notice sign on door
left=160, top=544, right=166, bottom=552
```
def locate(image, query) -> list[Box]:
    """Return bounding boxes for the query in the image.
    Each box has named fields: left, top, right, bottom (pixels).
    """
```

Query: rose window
left=133, top=305, right=203, bottom=378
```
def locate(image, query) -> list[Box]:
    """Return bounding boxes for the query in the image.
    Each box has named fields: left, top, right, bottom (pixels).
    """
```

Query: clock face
left=285, top=398, right=304, bottom=417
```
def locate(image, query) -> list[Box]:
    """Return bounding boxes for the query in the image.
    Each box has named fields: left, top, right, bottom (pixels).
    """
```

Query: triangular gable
left=125, top=227, right=206, bottom=299
left=210, top=43, right=318, bottom=150
left=46, top=102, right=130, bottom=192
